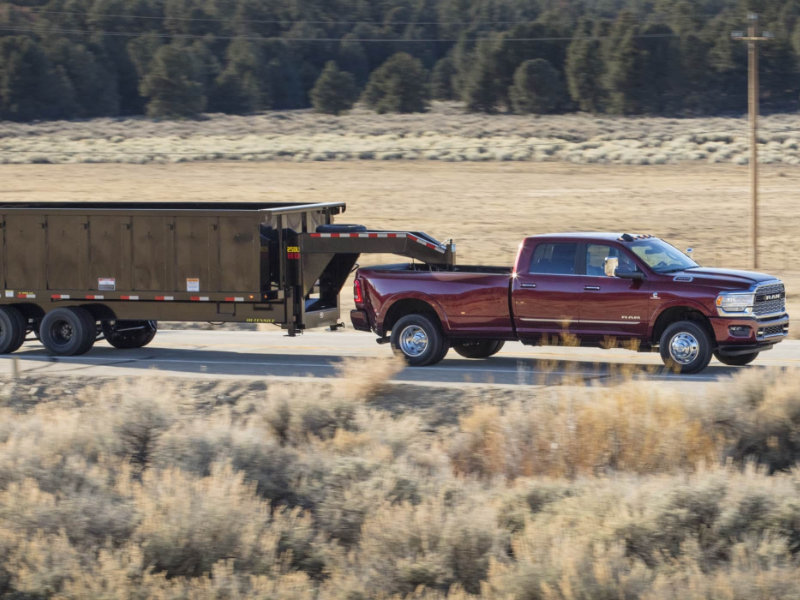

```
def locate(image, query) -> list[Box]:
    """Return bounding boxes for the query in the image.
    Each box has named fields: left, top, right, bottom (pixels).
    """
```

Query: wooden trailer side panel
left=219, top=216, right=259, bottom=293
left=132, top=216, right=170, bottom=291
left=4, top=214, right=47, bottom=290
left=46, top=215, right=89, bottom=290
left=89, top=215, right=132, bottom=291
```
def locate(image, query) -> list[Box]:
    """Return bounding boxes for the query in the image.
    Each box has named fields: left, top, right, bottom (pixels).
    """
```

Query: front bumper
left=710, top=313, right=789, bottom=356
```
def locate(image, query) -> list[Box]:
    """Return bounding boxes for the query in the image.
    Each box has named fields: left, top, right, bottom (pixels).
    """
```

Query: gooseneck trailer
left=0, top=201, right=454, bottom=355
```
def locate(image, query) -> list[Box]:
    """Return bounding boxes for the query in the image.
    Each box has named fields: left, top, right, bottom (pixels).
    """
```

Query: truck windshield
left=629, top=239, right=698, bottom=273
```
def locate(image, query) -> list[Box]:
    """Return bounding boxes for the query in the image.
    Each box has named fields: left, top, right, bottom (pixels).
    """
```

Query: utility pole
left=732, top=14, right=771, bottom=270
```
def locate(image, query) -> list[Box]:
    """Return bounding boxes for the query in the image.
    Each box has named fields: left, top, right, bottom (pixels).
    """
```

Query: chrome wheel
left=669, top=332, right=699, bottom=365
left=399, top=324, right=429, bottom=357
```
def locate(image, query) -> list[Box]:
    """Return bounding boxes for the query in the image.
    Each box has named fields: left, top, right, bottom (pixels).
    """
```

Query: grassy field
left=0, top=366, right=799, bottom=598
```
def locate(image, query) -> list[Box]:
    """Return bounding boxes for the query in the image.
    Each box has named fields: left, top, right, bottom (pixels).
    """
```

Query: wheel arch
left=381, top=297, right=447, bottom=336
left=651, top=305, right=715, bottom=347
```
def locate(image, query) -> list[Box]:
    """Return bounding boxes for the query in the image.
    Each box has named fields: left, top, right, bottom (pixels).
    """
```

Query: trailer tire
left=39, top=307, right=96, bottom=356
left=659, top=320, right=712, bottom=374
left=453, top=340, right=505, bottom=359
left=713, top=350, right=759, bottom=366
left=315, top=224, right=367, bottom=234
left=102, top=320, right=157, bottom=349
left=390, top=314, right=444, bottom=366
left=0, top=306, right=27, bottom=354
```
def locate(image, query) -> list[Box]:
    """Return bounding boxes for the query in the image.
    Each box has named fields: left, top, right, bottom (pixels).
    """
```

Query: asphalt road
left=1, top=328, right=798, bottom=387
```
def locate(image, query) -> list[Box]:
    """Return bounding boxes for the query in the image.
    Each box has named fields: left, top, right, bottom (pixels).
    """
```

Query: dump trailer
left=0, top=201, right=454, bottom=355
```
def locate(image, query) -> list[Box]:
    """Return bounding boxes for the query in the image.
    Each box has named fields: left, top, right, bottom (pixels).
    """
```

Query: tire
left=316, top=224, right=367, bottom=234
left=713, top=351, right=759, bottom=366
left=390, top=314, right=444, bottom=366
left=102, top=320, right=157, bottom=349
left=659, top=320, right=713, bottom=374
left=453, top=340, right=505, bottom=359
left=0, top=306, right=27, bottom=354
left=39, top=307, right=96, bottom=356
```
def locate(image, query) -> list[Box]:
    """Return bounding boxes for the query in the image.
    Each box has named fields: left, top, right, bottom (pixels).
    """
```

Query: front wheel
left=102, top=320, right=157, bottom=349
left=39, top=307, right=96, bottom=356
left=659, top=320, right=713, bottom=374
left=390, top=314, right=444, bottom=366
left=452, top=340, right=505, bottom=359
left=713, top=350, right=759, bottom=366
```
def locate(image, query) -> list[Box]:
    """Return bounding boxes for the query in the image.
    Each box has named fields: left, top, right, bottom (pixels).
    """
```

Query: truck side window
left=585, top=244, right=638, bottom=277
left=529, top=243, right=577, bottom=275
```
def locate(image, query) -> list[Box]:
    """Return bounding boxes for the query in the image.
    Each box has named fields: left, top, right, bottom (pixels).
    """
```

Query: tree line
left=1, top=0, right=799, bottom=121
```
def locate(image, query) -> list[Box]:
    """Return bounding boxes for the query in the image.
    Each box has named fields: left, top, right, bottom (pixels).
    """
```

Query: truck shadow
left=13, top=344, right=747, bottom=383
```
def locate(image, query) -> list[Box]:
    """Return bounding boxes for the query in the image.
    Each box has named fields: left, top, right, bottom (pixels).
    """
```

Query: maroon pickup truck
left=350, top=233, right=789, bottom=374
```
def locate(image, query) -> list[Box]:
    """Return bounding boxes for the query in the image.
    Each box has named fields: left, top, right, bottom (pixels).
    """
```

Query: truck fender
left=648, top=299, right=713, bottom=342
left=380, top=292, right=451, bottom=335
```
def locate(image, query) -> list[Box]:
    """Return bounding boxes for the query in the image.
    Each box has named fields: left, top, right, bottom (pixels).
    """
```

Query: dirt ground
left=1, top=160, right=797, bottom=318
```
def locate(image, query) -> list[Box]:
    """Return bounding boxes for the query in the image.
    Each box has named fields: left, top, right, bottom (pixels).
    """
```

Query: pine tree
left=509, top=58, right=565, bottom=114
left=140, top=43, right=206, bottom=118
left=603, top=12, right=645, bottom=114
left=362, top=52, right=428, bottom=114
left=210, top=37, right=267, bottom=114
left=462, top=37, right=502, bottom=113
left=565, top=20, right=606, bottom=113
left=310, top=61, right=359, bottom=115
left=431, top=56, right=458, bottom=100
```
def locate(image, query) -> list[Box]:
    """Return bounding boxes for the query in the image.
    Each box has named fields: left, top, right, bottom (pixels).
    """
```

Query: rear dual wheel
left=39, top=307, right=96, bottom=356
left=390, top=314, right=446, bottom=366
left=453, top=339, right=505, bottom=359
left=102, top=320, right=157, bottom=349
left=0, top=306, right=27, bottom=354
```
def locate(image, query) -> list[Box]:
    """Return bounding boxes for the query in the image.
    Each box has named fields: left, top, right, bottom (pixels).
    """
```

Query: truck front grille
left=753, top=283, right=785, bottom=317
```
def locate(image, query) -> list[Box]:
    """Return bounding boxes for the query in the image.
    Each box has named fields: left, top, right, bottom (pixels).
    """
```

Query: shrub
left=362, top=52, right=429, bottom=114
left=310, top=61, right=359, bottom=115
left=509, top=58, right=566, bottom=114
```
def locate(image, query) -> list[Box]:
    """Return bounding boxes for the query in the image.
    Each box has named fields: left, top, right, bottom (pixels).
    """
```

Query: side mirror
left=615, top=269, right=644, bottom=281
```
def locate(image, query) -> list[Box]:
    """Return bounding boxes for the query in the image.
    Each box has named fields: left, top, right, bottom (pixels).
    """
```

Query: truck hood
left=670, top=267, right=779, bottom=290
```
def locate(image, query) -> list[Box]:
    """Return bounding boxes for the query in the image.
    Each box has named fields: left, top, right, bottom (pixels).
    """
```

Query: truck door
left=577, top=243, right=651, bottom=340
left=512, top=241, right=583, bottom=342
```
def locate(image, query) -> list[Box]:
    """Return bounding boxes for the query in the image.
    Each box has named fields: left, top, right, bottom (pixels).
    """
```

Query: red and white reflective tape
left=190, top=296, right=210, bottom=301
left=120, top=295, right=139, bottom=301
left=51, top=294, right=70, bottom=300
left=155, top=296, right=174, bottom=301
left=224, top=296, right=245, bottom=302
left=16, top=293, right=36, bottom=299
left=309, top=232, right=446, bottom=254
left=85, top=295, right=104, bottom=300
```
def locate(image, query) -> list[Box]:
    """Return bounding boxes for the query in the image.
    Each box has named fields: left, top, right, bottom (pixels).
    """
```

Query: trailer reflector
left=309, top=231, right=446, bottom=253
left=51, top=294, right=70, bottom=300
left=224, top=297, right=245, bottom=302
left=190, top=296, right=210, bottom=301
left=155, top=296, right=174, bottom=301
left=16, top=293, right=36, bottom=299
left=85, top=295, right=104, bottom=300
left=120, top=295, right=139, bottom=301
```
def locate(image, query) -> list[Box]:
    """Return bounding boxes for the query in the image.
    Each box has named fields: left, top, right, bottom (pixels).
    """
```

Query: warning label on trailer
left=98, top=278, right=116, bottom=291
left=186, top=278, right=200, bottom=292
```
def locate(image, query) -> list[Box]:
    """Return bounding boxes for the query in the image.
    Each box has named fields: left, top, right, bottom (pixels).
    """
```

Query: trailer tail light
left=354, top=279, right=364, bottom=304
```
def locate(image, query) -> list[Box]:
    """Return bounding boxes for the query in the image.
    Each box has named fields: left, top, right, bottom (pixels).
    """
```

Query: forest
left=1, top=0, right=800, bottom=120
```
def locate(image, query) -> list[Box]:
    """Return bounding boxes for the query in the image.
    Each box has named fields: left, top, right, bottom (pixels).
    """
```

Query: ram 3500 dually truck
left=351, top=233, right=789, bottom=374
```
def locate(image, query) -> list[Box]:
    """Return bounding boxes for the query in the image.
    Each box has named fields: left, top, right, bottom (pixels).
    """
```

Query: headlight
left=716, top=292, right=755, bottom=315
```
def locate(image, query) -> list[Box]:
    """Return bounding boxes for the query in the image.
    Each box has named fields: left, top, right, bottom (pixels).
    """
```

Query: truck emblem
left=651, top=292, right=660, bottom=300
left=764, top=293, right=781, bottom=301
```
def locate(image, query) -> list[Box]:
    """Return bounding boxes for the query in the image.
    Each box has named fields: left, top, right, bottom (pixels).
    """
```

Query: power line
left=0, top=25, right=680, bottom=43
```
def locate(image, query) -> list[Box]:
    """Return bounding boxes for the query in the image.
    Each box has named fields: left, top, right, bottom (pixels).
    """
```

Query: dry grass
left=3, top=103, right=800, bottom=167
left=0, top=367, right=799, bottom=598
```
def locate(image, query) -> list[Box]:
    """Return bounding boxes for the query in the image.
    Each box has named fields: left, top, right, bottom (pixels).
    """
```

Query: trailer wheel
left=659, top=320, right=712, bottom=374
left=102, top=320, right=157, bottom=349
left=39, top=307, right=96, bottom=356
left=315, top=224, right=367, bottom=234
left=453, top=340, right=505, bottom=359
left=390, top=314, right=444, bottom=366
left=0, top=306, right=27, bottom=354
left=713, top=350, right=759, bottom=366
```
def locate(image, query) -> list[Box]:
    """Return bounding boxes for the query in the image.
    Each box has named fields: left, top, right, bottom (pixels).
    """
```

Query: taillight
left=354, top=279, right=364, bottom=304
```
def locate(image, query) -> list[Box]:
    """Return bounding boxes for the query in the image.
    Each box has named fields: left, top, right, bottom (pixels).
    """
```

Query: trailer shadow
left=11, top=343, right=746, bottom=385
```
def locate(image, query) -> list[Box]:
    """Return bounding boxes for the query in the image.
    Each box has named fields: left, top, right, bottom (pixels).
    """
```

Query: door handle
left=520, top=283, right=537, bottom=289
left=584, top=285, right=601, bottom=291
